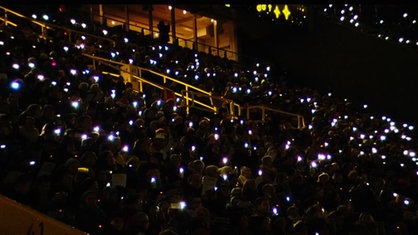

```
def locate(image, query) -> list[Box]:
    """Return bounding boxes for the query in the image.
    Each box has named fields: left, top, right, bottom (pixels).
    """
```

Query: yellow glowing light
left=268, top=4, right=272, bottom=11
left=274, top=5, right=281, bottom=19
left=257, top=4, right=262, bottom=12
left=283, top=5, right=291, bottom=20
left=225, top=4, right=230, bottom=7
left=262, top=4, right=267, bottom=11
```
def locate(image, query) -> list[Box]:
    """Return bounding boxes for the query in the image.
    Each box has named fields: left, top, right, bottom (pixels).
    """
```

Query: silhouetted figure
left=158, top=20, right=170, bottom=44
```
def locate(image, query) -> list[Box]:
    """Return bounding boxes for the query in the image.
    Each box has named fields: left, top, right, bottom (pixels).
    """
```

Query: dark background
left=236, top=5, right=418, bottom=125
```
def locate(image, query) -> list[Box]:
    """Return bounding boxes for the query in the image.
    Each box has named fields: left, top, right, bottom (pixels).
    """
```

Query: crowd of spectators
left=2, top=5, right=418, bottom=235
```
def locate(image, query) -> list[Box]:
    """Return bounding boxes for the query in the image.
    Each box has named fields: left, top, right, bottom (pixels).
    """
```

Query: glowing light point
left=273, top=5, right=281, bottom=19
left=282, top=5, right=291, bottom=20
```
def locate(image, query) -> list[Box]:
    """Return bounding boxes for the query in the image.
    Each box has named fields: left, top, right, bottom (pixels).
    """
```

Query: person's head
left=240, top=166, right=253, bottom=179
left=130, top=211, right=149, bottom=232
left=254, top=197, right=271, bottom=216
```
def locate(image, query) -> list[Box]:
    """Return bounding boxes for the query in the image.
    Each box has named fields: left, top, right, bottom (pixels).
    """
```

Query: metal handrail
left=1, top=5, right=305, bottom=126
left=181, top=90, right=242, bottom=117
left=95, top=13, right=240, bottom=60
left=82, top=53, right=226, bottom=116
left=243, top=104, right=306, bottom=129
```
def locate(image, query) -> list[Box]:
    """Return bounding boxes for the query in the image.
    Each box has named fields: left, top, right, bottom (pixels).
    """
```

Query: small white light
left=150, top=177, right=156, bottom=183
left=81, top=134, right=88, bottom=141
left=340, top=16, right=345, bottom=22
left=403, top=13, right=408, bottom=18
left=70, top=19, right=76, bottom=24
left=179, top=201, right=187, bottom=210
left=32, top=14, right=37, bottom=19
left=71, top=101, right=79, bottom=109
left=43, top=14, right=49, bottom=20
left=399, top=37, right=404, bottom=43
left=222, top=174, right=228, bottom=181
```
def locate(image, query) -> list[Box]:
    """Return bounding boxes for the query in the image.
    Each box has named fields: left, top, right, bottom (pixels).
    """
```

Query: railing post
left=163, top=88, right=167, bottom=101
left=139, top=69, right=143, bottom=92
left=41, top=25, right=47, bottom=40
left=185, top=86, right=189, bottom=116
left=4, top=11, right=7, bottom=27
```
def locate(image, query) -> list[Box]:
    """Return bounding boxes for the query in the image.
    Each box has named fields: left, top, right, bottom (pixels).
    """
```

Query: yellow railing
left=0, top=5, right=305, bottom=128
left=0, top=6, right=53, bottom=39
left=0, top=5, right=115, bottom=46
left=82, top=53, right=241, bottom=117
left=94, top=13, right=239, bottom=61
left=180, top=90, right=241, bottom=117
left=243, top=105, right=306, bottom=129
